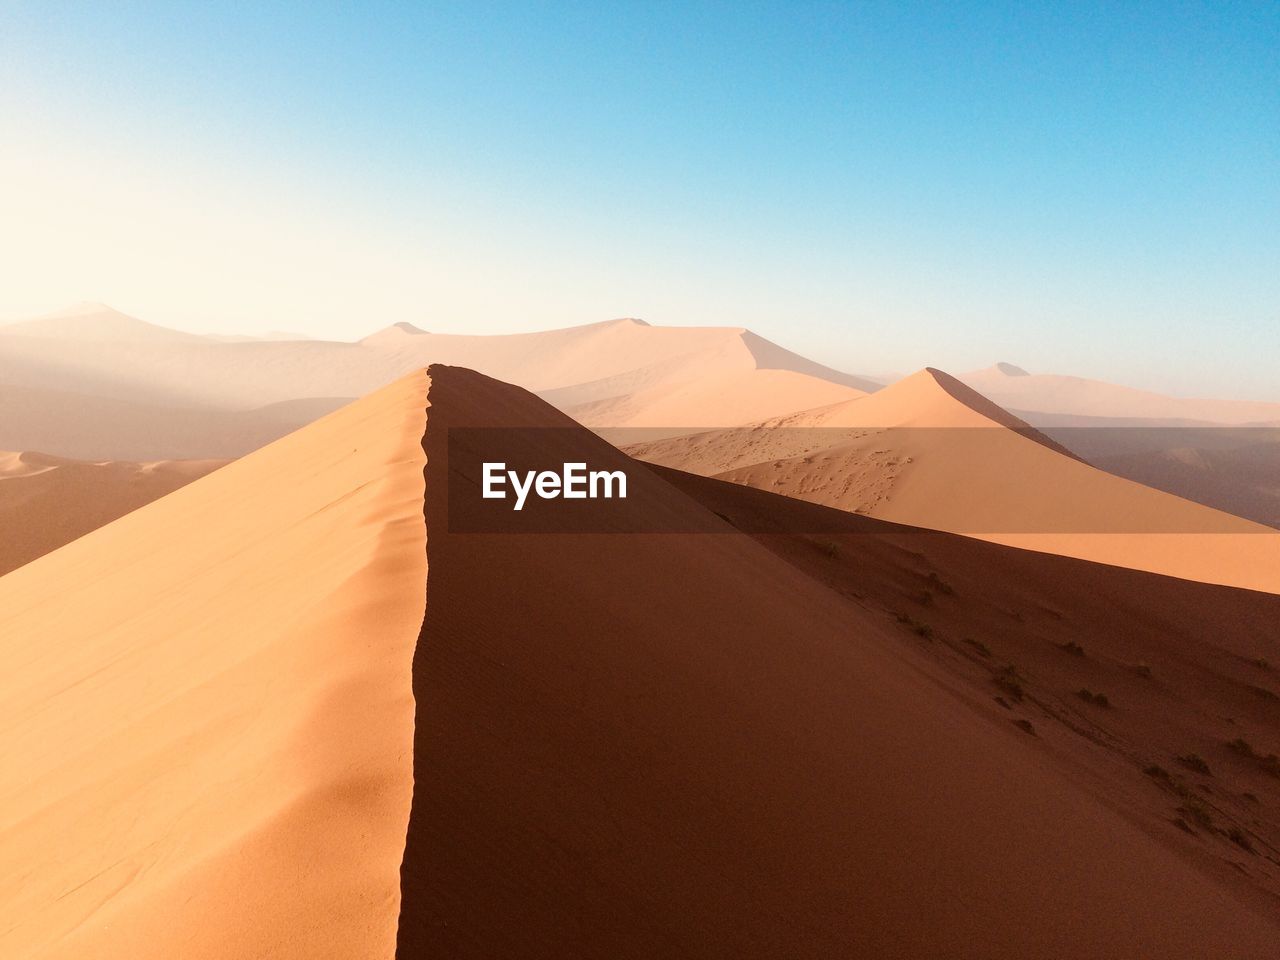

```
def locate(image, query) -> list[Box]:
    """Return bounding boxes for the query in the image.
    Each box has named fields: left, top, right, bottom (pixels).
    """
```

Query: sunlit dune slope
left=629, top=368, right=1280, bottom=594
left=396, top=364, right=1279, bottom=958
left=0, top=450, right=223, bottom=576
left=0, top=372, right=428, bottom=960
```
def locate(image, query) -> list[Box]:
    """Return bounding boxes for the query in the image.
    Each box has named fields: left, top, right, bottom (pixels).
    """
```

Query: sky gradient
left=1, top=2, right=1277, bottom=398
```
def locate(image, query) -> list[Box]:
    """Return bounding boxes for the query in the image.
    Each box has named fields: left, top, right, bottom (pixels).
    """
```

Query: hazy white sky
left=2, top=3, right=1277, bottom=400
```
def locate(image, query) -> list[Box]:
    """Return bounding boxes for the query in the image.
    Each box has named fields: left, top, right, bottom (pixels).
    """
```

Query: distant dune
left=0, top=302, right=207, bottom=343
left=628, top=367, right=1280, bottom=593
left=0, top=306, right=875, bottom=458
left=961, top=362, right=1280, bottom=425
left=3, top=365, right=1279, bottom=956
left=0, top=449, right=222, bottom=576
left=0, top=382, right=347, bottom=461
left=1090, top=439, right=1280, bottom=529
left=983, top=411, right=1280, bottom=532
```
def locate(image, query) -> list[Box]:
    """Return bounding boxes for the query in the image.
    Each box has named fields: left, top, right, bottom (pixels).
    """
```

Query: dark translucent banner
left=445, top=426, right=1280, bottom=534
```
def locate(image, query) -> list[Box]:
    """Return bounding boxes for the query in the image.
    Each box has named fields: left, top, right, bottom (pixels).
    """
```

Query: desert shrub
left=925, top=571, right=955, bottom=595
left=993, top=665, right=1024, bottom=702
left=1177, top=799, right=1213, bottom=831
left=1076, top=688, right=1110, bottom=708
left=1228, top=827, right=1254, bottom=852
left=1176, top=753, right=1212, bottom=776
left=894, top=611, right=933, bottom=640
left=1228, top=737, right=1255, bottom=757
left=1225, top=738, right=1280, bottom=778
left=1057, top=640, right=1086, bottom=657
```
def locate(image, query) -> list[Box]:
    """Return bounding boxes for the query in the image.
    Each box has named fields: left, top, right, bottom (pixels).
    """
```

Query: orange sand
left=0, top=372, right=427, bottom=959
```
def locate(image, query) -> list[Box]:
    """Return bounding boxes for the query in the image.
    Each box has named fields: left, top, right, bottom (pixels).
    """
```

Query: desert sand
left=0, top=372, right=427, bottom=959
left=0, top=449, right=221, bottom=576
left=3, top=364, right=1279, bottom=956
left=629, top=367, right=1280, bottom=594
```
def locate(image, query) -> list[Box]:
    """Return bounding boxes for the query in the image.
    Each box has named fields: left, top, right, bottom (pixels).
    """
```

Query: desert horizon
left=3, top=3, right=1278, bottom=957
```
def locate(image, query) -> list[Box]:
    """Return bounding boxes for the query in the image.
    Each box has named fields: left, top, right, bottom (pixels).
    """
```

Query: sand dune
left=0, top=381, right=348, bottom=461
left=962, top=362, right=1280, bottom=424
left=0, top=306, right=872, bottom=458
left=7, top=364, right=1279, bottom=957
left=0, top=302, right=206, bottom=343
left=1090, top=439, right=1280, bottom=529
left=1003, top=415, right=1280, bottom=530
left=399, top=365, right=1280, bottom=956
left=566, top=366, right=866, bottom=435
left=0, top=373, right=427, bottom=959
left=628, top=368, right=1280, bottom=593
left=0, top=450, right=222, bottom=576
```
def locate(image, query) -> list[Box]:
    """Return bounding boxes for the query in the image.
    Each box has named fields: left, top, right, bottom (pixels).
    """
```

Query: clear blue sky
left=1, top=1, right=1276, bottom=398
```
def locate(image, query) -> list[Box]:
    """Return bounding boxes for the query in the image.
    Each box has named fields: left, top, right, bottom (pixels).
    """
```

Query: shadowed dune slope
left=628, top=368, right=1280, bottom=594
left=0, top=372, right=428, bottom=960
left=1091, top=440, right=1280, bottom=530
left=0, top=450, right=223, bottom=576
left=655, top=465, right=1280, bottom=901
left=397, top=364, right=1279, bottom=958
